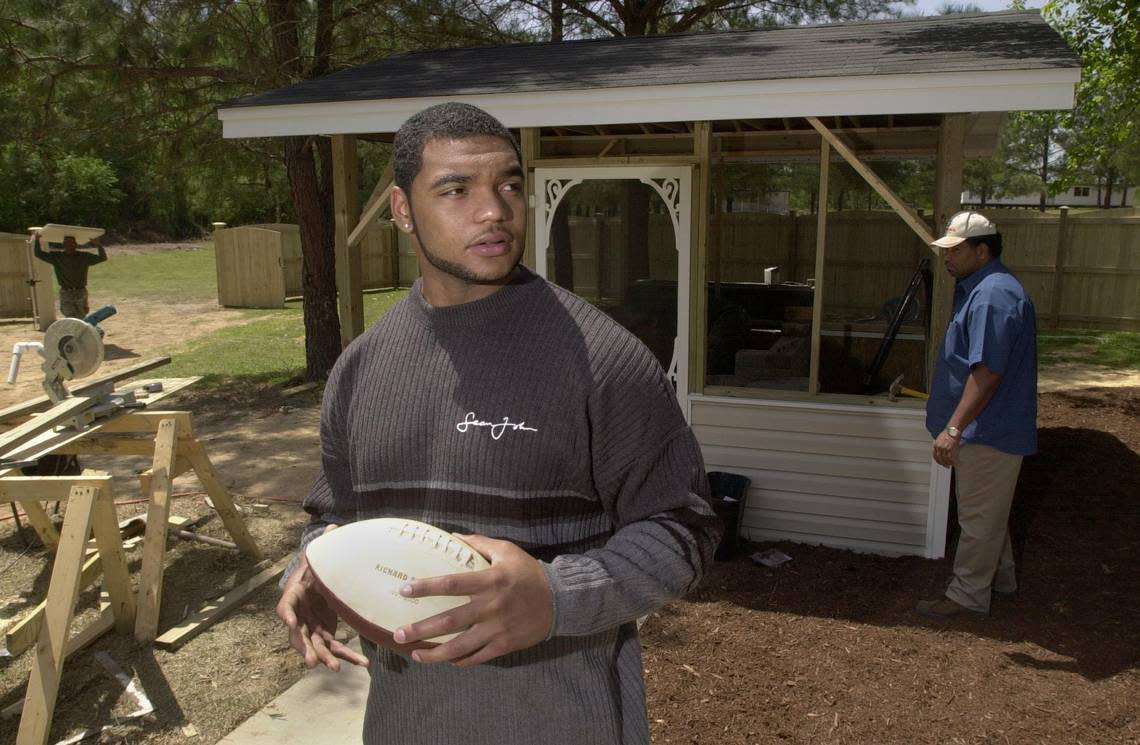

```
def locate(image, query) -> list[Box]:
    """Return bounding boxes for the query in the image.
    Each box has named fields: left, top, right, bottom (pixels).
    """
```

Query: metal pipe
left=170, top=529, right=239, bottom=550
left=7, top=342, right=44, bottom=384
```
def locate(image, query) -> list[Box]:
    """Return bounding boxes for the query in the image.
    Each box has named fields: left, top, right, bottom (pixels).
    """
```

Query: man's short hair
left=966, top=232, right=1003, bottom=258
left=392, top=103, right=520, bottom=193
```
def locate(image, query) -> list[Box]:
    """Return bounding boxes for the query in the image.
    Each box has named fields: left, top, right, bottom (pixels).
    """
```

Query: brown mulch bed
left=1, top=387, right=1137, bottom=744
left=644, top=386, right=1140, bottom=744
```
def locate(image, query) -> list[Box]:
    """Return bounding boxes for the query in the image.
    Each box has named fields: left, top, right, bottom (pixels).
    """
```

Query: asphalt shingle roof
left=223, top=11, right=1079, bottom=110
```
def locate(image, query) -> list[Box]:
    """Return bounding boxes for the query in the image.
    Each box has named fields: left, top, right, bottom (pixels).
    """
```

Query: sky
left=893, top=0, right=1045, bottom=14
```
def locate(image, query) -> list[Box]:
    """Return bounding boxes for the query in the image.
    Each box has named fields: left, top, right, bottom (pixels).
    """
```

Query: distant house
left=962, top=184, right=1135, bottom=209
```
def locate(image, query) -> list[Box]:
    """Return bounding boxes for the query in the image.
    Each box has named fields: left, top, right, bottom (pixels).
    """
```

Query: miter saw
left=7, top=306, right=146, bottom=428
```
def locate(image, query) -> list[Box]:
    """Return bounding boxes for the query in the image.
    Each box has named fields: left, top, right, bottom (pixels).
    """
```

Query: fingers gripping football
left=276, top=550, right=370, bottom=671
left=395, top=534, right=554, bottom=666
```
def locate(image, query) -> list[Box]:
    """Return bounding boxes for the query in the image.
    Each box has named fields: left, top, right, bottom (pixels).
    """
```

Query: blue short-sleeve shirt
left=926, top=260, right=1038, bottom=455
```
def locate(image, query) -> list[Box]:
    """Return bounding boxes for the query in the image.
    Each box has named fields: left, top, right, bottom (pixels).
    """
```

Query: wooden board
left=15, top=484, right=99, bottom=745
left=134, top=418, right=179, bottom=642
left=0, top=397, right=96, bottom=459
left=33, top=224, right=104, bottom=244
left=183, top=438, right=262, bottom=559
left=154, top=554, right=292, bottom=650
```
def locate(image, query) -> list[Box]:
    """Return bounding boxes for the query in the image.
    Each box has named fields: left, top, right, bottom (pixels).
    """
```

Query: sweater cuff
left=541, top=558, right=613, bottom=637
left=540, top=561, right=565, bottom=638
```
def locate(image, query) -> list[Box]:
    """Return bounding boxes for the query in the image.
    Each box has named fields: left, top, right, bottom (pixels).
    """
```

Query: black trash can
left=708, top=471, right=751, bottom=561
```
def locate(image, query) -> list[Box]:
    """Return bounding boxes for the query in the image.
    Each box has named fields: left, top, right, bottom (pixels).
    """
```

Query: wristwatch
left=945, top=425, right=961, bottom=439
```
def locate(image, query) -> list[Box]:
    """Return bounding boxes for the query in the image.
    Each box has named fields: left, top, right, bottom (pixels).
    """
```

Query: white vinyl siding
left=691, top=395, right=950, bottom=558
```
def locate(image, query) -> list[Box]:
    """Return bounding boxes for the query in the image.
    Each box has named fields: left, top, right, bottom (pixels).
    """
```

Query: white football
left=305, top=518, right=490, bottom=651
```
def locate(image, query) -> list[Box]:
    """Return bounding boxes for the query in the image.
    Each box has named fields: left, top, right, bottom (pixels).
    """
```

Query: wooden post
left=521, top=128, right=540, bottom=270
left=808, top=137, right=831, bottom=395
left=928, top=113, right=968, bottom=387
left=1051, top=206, right=1070, bottom=328
left=332, top=134, right=363, bottom=347
left=135, top=417, right=179, bottom=642
left=690, top=121, right=713, bottom=396
left=15, top=484, right=98, bottom=745
left=183, top=438, right=262, bottom=560
left=710, top=144, right=725, bottom=288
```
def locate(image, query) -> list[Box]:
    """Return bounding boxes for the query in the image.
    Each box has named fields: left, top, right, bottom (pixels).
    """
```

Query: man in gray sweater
left=276, top=102, right=721, bottom=745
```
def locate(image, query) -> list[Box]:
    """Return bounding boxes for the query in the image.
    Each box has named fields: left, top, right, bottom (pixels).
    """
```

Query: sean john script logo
left=456, top=412, right=538, bottom=441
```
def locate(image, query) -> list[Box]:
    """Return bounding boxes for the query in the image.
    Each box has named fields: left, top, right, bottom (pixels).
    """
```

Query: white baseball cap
left=931, top=211, right=997, bottom=248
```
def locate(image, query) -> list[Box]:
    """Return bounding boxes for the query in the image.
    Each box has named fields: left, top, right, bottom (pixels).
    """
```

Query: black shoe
left=915, top=597, right=987, bottom=619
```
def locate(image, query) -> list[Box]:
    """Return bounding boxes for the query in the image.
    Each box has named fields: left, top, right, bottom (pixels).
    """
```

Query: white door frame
left=533, top=166, right=692, bottom=415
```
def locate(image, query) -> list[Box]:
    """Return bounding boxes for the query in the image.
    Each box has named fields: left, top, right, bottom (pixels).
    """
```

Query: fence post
left=1051, top=206, right=1070, bottom=329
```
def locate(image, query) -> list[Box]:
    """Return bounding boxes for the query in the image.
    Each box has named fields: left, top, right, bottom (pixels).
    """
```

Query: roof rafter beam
left=348, top=161, right=393, bottom=249
left=807, top=116, right=936, bottom=249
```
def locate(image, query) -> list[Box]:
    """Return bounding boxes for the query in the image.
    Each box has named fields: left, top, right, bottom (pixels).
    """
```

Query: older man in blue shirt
left=918, top=211, right=1037, bottom=619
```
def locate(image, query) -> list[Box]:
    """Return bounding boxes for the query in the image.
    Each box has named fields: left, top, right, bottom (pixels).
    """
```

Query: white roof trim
left=219, top=67, right=1079, bottom=139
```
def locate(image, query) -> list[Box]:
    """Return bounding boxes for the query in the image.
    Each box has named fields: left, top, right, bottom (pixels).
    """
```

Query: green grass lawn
left=1038, top=329, right=1140, bottom=370
left=93, top=243, right=220, bottom=301
left=89, top=242, right=408, bottom=389
left=162, top=290, right=407, bottom=386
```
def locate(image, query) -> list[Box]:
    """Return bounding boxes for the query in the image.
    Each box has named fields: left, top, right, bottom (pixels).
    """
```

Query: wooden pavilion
left=218, top=10, right=1080, bottom=558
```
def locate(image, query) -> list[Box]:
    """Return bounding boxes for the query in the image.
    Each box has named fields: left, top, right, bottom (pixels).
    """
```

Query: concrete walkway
left=218, top=639, right=369, bottom=745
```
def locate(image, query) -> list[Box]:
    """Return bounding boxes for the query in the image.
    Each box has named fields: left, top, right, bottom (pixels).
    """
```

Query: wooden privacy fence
left=1, top=232, right=55, bottom=327
left=0, top=232, right=33, bottom=317
left=214, top=222, right=417, bottom=308
left=568, top=208, right=1139, bottom=330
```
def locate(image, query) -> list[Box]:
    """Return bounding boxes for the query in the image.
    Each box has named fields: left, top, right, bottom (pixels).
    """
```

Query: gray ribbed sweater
left=298, top=266, right=720, bottom=745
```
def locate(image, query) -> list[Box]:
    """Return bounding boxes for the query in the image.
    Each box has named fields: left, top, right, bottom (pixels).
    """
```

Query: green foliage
left=49, top=154, right=125, bottom=225
left=999, top=112, right=1069, bottom=205
left=1046, top=0, right=1139, bottom=205
left=0, top=141, right=46, bottom=229
left=963, top=154, right=1041, bottom=207
left=536, top=0, right=907, bottom=37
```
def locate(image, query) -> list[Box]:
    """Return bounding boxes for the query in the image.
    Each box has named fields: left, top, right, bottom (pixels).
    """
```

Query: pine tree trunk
left=269, top=0, right=342, bottom=380
left=283, top=135, right=342, bottom=380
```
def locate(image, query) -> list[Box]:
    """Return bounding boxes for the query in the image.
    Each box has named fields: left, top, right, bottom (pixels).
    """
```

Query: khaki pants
left=945, top=442, right=1023, bottom=613
left=59, top=287, right=89, bottom=319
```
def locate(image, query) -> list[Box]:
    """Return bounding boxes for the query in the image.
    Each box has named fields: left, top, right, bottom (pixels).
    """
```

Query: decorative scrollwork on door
left=543, top=178, right=583, bottom=235
left=640, top=177, right=683, bottom=237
